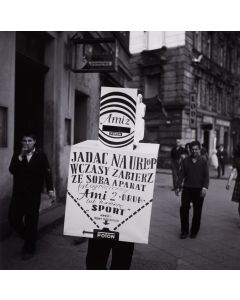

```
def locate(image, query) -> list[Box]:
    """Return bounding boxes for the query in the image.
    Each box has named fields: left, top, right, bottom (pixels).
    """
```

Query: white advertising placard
left=64, top=140, right=159, bottom=244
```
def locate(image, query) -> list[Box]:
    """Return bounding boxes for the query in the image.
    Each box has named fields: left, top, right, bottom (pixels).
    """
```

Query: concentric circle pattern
left=99, top=91, right=137, bottom=148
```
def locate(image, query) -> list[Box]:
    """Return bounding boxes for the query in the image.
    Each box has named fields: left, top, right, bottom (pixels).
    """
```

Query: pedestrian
left=175, top=140, right=209, bottom=239
left=210, top=149, right=218, bottom=169
left=86, top=238, right=134, bottom=270
left=226, top=144, right=240, bottom=216
left=200, top=144, right=208, bottom=161
left=184, top=143, right=191, bottom=157
left=216, top=144, right=227, bottom=178
left=180, top=143, right=191, bottom=161
left=8, top=133, right=55, bottom=260
left=170, top=139, right=185, bottom=191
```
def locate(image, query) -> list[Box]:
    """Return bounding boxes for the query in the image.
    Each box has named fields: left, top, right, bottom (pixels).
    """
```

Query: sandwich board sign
left=64, top=87, right=159, bottom=244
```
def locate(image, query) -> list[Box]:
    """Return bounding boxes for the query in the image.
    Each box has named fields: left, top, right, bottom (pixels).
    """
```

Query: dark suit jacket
left=9, top=149, right=54, bottom=195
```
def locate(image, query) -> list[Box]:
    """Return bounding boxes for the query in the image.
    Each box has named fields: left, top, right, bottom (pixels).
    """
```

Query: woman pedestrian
left=226, top=144, right=240, bottom=216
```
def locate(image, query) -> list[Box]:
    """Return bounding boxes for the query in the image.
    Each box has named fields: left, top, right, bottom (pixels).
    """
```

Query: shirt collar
left=26, top=148, right=36, bottom=156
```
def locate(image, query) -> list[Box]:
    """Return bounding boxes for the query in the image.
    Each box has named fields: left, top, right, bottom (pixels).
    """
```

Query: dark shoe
left=21, top=242, right=36, bottom=260
left=72, top=237, right=86, bottom=245
left=22, top=251, right=35, bottom=261
left=190, top=233, right=197, bottom=239
left=180, top=232, right=188, bottom=239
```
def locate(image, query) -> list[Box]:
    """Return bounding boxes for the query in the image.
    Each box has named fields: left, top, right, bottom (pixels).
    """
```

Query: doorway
left=14, top=32, right=48, bottom=151
left=74, top=90, right=88, bottom=144
left=203, top=130, right=210, bottom=153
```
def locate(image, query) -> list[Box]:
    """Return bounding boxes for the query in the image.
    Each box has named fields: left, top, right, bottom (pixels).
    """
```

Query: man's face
left=21, top=136, right=36, bottom=153
left=176, top=140, right=181, bottom=147
left=190, top=145, right=200, bottom=158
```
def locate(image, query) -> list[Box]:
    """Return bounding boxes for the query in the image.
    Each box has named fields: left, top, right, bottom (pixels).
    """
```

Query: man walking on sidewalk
left=175, top=140, right=209, bottom=239
left=216, top=144, right=227, bottom=178
left=8, top=133, right=55, bottom=260
left=170, top=139, right=185, bottom=191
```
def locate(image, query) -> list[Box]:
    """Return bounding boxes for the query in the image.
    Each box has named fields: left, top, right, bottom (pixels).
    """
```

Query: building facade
left=130, top=31, right=240, bottom=167
left=0, top=31, right=131, bottom=238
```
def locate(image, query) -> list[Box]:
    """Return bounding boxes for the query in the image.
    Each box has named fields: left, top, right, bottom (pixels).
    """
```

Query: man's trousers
left=180, top=187, right=204, bottom=235
left=86, top=238, right=134, bottom=270
left=8, top=191, right=41, bottom=252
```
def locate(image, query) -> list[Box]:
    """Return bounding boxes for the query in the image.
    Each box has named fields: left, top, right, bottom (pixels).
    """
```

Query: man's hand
left=226, top=183, right=231, bottom=190
left=175, top=188, right=180, bottom=196
left=48, top=190, right=56, bottom=205
left=201, top=188, right=207, bottom=198
left=18, top=147, right=28, bottom=161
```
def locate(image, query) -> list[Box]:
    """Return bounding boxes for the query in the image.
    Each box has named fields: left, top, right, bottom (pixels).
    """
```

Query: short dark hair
left=189, top=140, right=201, bottom=150
left=22, top=133, right=37, bottom=141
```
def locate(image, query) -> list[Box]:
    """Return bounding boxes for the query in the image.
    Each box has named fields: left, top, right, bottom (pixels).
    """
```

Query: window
left=226, top=46, right=232, bottom=72
left=226, top=92, right=232, bottom=114
left=0, top=106, right=8, bottom=147
left=144, top=77, right=160, bottom=99
left=64, top=118, right=71, bottom=145
left=206, top=32, right=213, bottom=58
left=222, top=90, right=226, bottom=115
left=218, top=43, right=224, bottom=67
left=212, top=86, right=217, bottom=112
left=216, top=87, right=222, bottom=113
left=205, top=83, right=209, bottom=108
left=237, top=51, right=240, bottom=75
left=194, top=77, right=201, bottom=107
left=194, top=31, right=202, bottom=52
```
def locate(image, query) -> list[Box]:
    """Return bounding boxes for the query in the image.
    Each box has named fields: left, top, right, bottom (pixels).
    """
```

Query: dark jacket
left=216, top=149, right=227, bottom=163
left=9, top=149, right=54, bottom=195
left=171, top=146, right=185, bottom=161
left=177, top=155, right=209, bottom=189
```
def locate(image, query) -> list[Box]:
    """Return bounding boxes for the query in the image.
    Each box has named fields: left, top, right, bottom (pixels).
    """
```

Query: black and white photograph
left=0, top=1, right=240, bottom=300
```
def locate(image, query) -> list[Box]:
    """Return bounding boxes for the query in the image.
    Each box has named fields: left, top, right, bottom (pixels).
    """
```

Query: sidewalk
left=12, top=164, right=233, bottom=241
left=35, top=163, right=235, bottom=235
left=37, top=165, right=231, bottom=239
left=38, top=202, right=65, bottom=235
left=1, top=163, right=239, bottom=270
left=157, top=164, right=232, bottom=180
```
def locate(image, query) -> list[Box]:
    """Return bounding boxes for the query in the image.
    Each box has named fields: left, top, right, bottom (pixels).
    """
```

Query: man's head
left=176, top=139, right=181, bottom=147
left=189, top=141, right=201, bottom=158
left=219, top=144, right=224, bottom=151
left=21, top=133, right=36, bottom=153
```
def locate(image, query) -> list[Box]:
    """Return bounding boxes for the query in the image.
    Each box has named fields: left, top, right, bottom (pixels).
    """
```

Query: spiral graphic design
left=99, top=91, right=137, bottom=148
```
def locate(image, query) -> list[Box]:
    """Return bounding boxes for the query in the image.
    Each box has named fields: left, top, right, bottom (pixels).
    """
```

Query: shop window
left=64, top=118, right=71, bottom=145
left=0, top=106, right=8, bottom=147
